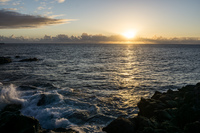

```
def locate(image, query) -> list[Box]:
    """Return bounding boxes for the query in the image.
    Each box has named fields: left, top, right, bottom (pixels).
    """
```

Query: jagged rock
left=1, top=104, right=22, bottom=114
left=19, top=57, right=38, bottom=62
left=137, top=98, right=166, bottom=118
left=37, top=94, right=47, bottom=106
left=50, top=128, right=79, bottom=133
left=0, top=57, right=12, bottom=64
left=37, top=93, right=60, bottom=106
left=102, top=117, right=135, bottom=133
left=0, top=104, right=42, bottom=133
left=184, top=121, right=200, bottom=133
left=103, top=82, right=200, bottom=133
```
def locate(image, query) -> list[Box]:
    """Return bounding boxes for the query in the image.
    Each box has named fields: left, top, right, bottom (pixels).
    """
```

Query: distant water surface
left=0, top=43, right=200, bottom=132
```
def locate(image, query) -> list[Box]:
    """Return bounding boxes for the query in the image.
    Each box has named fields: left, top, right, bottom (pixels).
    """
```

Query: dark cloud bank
left=0, top=10, right=66, bottom=28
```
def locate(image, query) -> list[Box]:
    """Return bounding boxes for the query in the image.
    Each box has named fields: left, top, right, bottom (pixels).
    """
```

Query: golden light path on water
left=106, top=44, right=153, bottom=117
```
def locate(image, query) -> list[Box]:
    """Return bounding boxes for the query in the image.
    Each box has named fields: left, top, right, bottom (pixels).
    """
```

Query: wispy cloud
left=0, top=10, right=70, bottom=29
left=56, top=0, right=65, bottom=3
left=12, top=1, right=20, bottom=6
left=49, top=14, right=65, bottom=18
left=0, top=0, right=10, bottom=2
left=3, top=8, right=18, bottom=11
left=0, top=0, right=10, bottom=5
left=37, top=6, right=45, bottom=10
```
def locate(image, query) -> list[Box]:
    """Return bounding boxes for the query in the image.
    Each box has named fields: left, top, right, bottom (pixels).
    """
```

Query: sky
left=0, top=0, right=200, bottom=43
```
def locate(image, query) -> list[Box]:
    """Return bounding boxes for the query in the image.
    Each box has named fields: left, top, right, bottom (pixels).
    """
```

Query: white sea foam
left=55, top=118, right=72, bottom=128
left=0, top=84, right=25, bottom=110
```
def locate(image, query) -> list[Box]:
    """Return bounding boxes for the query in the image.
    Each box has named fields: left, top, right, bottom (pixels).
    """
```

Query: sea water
left=0, top=43, right=200, bottom=132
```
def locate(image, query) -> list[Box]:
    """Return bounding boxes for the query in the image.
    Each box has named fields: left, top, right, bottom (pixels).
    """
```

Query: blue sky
left=0, top=0, right=200, bottom=42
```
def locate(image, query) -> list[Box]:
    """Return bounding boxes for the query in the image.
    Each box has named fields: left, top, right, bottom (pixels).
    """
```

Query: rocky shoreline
left=103, top=83, right=200, bottom=133
left=1, top=83, right=200, bottom=133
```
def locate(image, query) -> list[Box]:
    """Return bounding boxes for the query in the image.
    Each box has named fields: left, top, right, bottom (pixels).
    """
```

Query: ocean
left=0, top=43, right=200, bottom=132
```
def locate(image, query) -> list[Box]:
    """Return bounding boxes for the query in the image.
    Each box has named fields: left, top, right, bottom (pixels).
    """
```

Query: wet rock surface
left=103, top=83, right=200, bottom=133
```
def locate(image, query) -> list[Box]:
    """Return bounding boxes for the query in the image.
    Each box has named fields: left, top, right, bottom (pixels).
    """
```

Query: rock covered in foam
left=103, top=83, right=200, bottom=133
left=0, top=104, right=79, bottom=133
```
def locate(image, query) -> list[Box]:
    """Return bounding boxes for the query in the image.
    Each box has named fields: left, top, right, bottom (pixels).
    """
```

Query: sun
left=122, top=30, right=137, bottom=39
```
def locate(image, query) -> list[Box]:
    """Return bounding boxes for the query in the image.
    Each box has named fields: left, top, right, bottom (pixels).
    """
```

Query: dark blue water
left=0, top=43, right=200, bottom=132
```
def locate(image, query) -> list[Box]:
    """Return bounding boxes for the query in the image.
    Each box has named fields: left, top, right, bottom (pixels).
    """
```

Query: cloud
left=56, top=0, right=65, bottom=3
left=0, top=0, right=10, bottom=2
left=3, top=8, right=18, bottom=11
left=0, top=10, right=69, bottom=29
left=1, top=33, right=200, bottom=44
left=0, top=0, right=10, bottom=5
left=12, top=2, right=20, bottom=6
left=37, top=6, right=45, bottom=10
left=49, top=14, right=65, bottom=18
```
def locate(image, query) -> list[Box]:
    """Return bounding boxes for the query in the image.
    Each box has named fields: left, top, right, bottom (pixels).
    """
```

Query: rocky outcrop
left=0, top=104, right=42, bottom=133
left=0, top=104, right=78, bottom=133
left=103, top=83, right=200, bottom=133
left=19, top=57, right=39, bottom=62
left=0, top=57, right=12, bottom=64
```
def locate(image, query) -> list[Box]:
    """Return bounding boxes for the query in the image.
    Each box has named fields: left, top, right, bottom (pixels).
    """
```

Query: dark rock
left=151, top=91, right=162, bottom=100
left=0, top=104, right=79, bottom=133
left=154, top=110, right=172, bottom=122
left=134, top=116, right=157, bottom=130
left=0, top=104, right=42, bottom=133
left=37, top=94, right=47, bottom=106
left=154, top=129, right=168, bottom=133
left=141, top=127, right=155, bottom=133
left=51, top=128, right=79, bottom=133
left=137, top=98, right=166, bottom=118
left=15, top=56, right=20, bottom=58
left=103, top=83, right=200, bottom=133
left=0, top=57, right=12, bottom=64
left=102, top=117, right=135, bottom=133
left=67, top=111, right=90, bottom=124
left=166, top=89, right=174, bottom=94
left=37, top=93, right=59, bottom=106
left=1, top=104, right=22, bottom=114
left=184, top=121, right=200, bottom=133
left=19, top=57, right=38, bottom=62
left=18, top=85, right=38, bottom=91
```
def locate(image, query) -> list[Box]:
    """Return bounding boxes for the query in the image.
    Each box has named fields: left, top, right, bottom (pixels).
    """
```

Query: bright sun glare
left=122, top=30, right=137, bottom=39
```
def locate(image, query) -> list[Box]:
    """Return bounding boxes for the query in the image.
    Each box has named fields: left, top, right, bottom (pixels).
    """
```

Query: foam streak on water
left=1, top=43, right=200, bottom=132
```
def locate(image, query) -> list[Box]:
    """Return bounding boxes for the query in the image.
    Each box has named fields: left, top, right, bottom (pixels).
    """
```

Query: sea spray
left=0, top=84, right=25, bottom=110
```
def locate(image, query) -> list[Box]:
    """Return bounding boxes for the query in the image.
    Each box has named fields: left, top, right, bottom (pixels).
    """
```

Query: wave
left=0, top=82, right=118, bottom=132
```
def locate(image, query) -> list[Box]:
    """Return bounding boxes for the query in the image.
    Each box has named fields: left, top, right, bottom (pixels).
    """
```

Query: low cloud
left=1, top=33, right=200, bottom=44
left=0, top=10, right=69, bottom=29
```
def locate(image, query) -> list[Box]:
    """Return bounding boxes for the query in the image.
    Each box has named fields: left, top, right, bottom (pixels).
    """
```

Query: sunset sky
left=0, top=0, right=200, bottom=43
